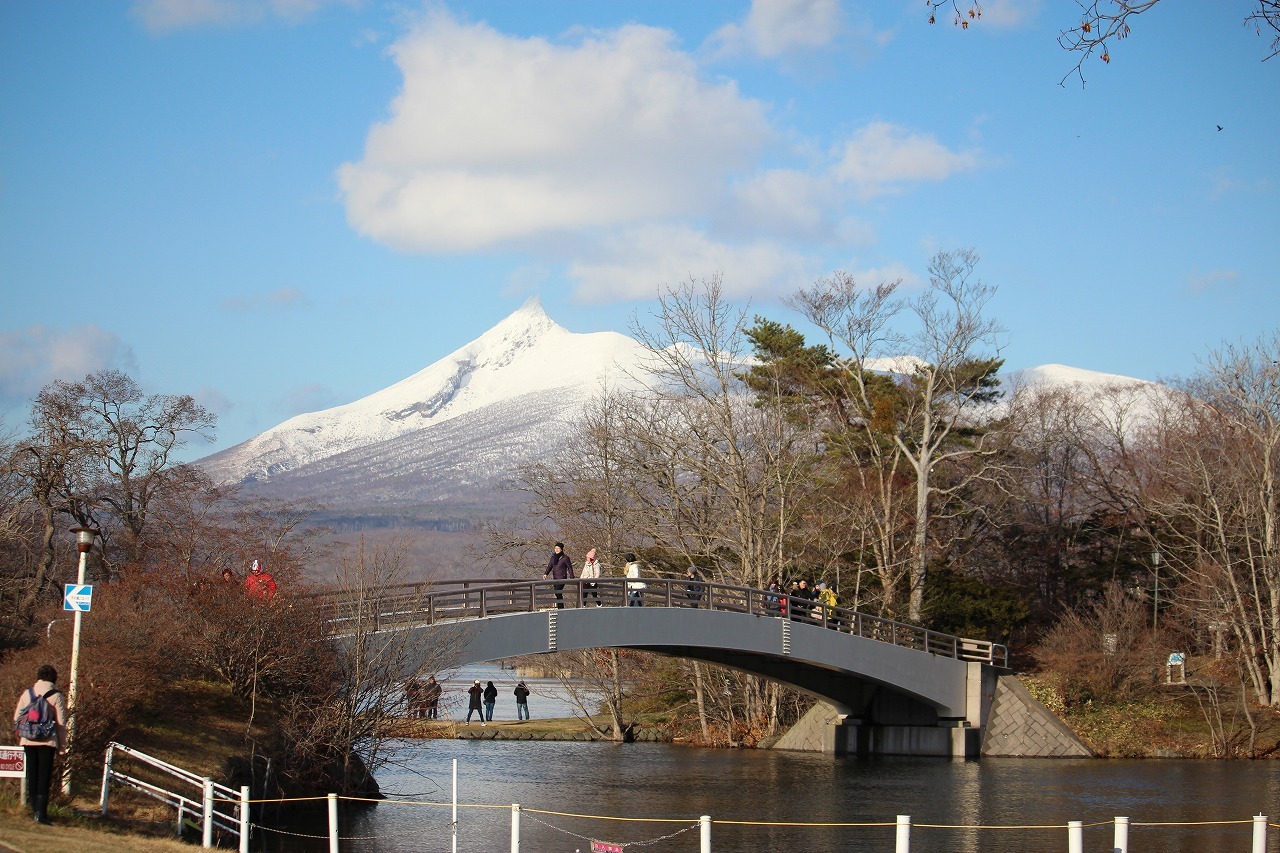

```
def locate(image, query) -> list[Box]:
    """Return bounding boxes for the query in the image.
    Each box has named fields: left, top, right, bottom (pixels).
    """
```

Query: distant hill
left=196, top=302, right=1162, bottom=577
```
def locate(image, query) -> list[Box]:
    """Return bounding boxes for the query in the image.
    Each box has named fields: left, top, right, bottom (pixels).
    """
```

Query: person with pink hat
left=581, top=548, right=602, bottom=605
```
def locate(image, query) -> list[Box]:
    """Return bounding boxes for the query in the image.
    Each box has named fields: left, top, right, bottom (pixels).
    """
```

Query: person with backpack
left=13, top=663, right=67, bottom=825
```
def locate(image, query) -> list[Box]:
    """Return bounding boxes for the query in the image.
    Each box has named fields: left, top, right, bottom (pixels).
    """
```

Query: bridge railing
left=315, top=577, right=1007, bottom=667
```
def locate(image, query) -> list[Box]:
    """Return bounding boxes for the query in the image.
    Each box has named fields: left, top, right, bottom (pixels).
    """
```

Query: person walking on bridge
left=581, top=548, right=602, bottom=605
left=544, top=542, right=574, bottom=609
left=625, top=553, right=645, bottom=606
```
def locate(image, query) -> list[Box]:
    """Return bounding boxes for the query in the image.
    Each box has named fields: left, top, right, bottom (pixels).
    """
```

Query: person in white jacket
left=581, top=548, right=602, bottom=605
left=625, top=553, right=645, bottom=606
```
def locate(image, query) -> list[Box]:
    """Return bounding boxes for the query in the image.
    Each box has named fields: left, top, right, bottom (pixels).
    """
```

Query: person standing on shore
left=483, top=681, right=498, bottom=722
left=423, top=676, right=441, bottom=720
left=13, top=663, right=66, bottom=825
left=514, top=681, right=531, bottom=720
left=544, top=542, right=574, bottom=609
left=466, top=680, right=484, bottom=725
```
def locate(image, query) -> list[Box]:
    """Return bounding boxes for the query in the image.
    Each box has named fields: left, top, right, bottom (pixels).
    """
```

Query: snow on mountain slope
left=200, top=295, right=1172, bottom=510
left=1001, top=363, right=1150, bottom=391
left=200, top=297, right=645, bottom=485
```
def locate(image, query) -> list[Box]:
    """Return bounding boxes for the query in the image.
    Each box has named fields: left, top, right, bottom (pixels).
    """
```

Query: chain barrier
left=522, top=810, right=698, bottom=848
left=195, top=792, right=1273, bottom=847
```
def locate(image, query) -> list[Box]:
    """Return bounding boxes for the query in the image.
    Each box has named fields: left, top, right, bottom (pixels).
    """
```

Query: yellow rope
left=520, top=807, right=694, bottom=824
left=714, top=819, right=895, bottom=827
left=200, top=795, right=1271, bottom=833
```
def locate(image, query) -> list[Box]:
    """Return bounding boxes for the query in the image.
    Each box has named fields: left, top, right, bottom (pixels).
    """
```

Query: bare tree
left=74, top=370, right=216, bottom=569
left=930, top=1, right=1280, bottom=85
left=792, top=250, right=1004, bottom=621
left=1056, top=0, right=1280, bottom=84
left=1145, top=334, right=1280, bottom=707
left=626, top=276, right=815, bottom=589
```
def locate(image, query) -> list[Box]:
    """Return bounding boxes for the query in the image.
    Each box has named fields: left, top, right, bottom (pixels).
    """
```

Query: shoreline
left=385, top=717, right=671, bottom=743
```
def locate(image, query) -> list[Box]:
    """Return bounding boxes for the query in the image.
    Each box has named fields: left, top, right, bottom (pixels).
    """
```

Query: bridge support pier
left=827, top=719, right=982, bottom=758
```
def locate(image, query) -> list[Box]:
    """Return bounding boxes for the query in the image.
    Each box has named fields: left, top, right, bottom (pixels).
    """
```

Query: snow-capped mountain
left=200, top=297, right=647, bottom=493
left=199, top=302, right=1160, bottom=515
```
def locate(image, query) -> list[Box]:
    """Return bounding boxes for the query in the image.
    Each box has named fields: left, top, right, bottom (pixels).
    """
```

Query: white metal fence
left=100, top=741, right=250, bottom=851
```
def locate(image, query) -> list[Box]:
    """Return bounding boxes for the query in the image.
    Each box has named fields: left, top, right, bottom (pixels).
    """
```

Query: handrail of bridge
left=315, top=577, right=1008, bottom=668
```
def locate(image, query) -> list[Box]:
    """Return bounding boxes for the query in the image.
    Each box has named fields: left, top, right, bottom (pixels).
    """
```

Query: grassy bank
left=0, top=680, right=625, bottom=852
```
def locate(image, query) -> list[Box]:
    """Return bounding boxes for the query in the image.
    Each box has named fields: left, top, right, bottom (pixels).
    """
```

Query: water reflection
left=275, top=741, right=1280, bottom=853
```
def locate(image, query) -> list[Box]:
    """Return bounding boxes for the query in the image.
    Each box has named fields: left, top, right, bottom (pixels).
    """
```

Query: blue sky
left=2, top=0, right=1276, bottom=458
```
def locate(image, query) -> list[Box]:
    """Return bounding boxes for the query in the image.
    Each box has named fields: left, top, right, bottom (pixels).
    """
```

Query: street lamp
left=63, top=526, right=98, bottom=795
left=1151, top=549, right=1161, bottom=629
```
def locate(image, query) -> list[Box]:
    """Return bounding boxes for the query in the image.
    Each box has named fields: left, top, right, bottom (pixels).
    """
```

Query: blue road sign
left=64, top=583, right=93, bottom=612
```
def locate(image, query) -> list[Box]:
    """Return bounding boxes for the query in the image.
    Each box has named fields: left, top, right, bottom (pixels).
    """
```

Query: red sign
left=590, top=842, right=623, bottom=853
left=0, top=746, right=24, bottom=778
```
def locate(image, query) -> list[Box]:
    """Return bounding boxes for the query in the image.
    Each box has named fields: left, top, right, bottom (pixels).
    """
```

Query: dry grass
left=0, top=810, right=197, bottom=853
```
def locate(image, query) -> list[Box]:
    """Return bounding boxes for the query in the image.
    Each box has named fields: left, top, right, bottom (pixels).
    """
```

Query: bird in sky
left=1217, top=125, right=1224, bottom=131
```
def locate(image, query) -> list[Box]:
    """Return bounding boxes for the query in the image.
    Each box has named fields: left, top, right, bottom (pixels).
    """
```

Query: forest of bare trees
left=3, top=262, right=1277, bottom=761
left=0, top=371, right=430, bottom=795
left=488, top=255, right=1279, bottom=749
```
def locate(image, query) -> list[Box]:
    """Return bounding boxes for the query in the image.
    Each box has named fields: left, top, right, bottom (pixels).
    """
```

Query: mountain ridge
left=197, top=303, right=1159, bottom=517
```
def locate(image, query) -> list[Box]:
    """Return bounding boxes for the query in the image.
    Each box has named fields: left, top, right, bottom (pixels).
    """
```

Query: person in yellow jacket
left=816, top=581, right=838, bottom=624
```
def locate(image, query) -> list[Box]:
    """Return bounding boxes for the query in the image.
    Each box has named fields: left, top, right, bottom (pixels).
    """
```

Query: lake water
left=253, top=663, right=1279, bottom=852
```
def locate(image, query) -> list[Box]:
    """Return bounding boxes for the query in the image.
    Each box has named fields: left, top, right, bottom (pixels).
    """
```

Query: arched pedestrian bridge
left=323, top=578, right=1008, bottom=758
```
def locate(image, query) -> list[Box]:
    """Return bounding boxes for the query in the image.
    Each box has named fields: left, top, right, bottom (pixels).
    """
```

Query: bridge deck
left=319, top=577, right=1007, bottom=667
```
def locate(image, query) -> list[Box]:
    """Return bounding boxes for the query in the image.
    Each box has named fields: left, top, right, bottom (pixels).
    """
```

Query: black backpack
left=15, top=688, right=58, bottom=741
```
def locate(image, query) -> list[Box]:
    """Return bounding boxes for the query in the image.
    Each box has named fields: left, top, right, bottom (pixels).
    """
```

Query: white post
left=896, top=814, right=911, bottom=853
left=452, top=758, right=459, bottom=853
left=1113, top=816, right=1129, bottom=853
left=99, top=742, right=115, bottom=816
left=511, top=803, right=520, bottom=853
left=700, top=814, right=711, bottom=852
left=1253, top=814, right=1268, bottom=853
left=239, top=785, right=250, bottom=853
left=202, top=778, right=214, bottom=848
left=328, top=793, right=339, bottom=853
left=1067, top=820, right=1083, bottom=853
left=62, top=530, right=94, bottom=795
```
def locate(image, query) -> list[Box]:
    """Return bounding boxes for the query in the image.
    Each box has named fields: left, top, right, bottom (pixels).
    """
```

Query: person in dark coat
left=405, top=678, right=423, bottom=719
left=683, top=567, right=705, bottom=607
left=423, top=675, right=442, bottom=720
left=543, top=542, right=574, bottom=609
left=483, top=681, right=498, bottom=722
left=466, top=680, right=485, bottom=725
left=514, top=681, right=531, bottom=720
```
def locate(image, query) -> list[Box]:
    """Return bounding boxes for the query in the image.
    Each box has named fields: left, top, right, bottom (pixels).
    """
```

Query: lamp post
left=1151, top=549, right=1161, bottom=629
left=63, top=526, right=98, bottom=795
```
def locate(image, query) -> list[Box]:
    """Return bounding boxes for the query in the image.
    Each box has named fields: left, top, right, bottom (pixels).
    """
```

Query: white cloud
left=976, top=0, right=1042, bottom=28
left=220, top=287, right=310, bottom=313
left=282, top=382, right=341, bottom=416
left=130, top=0, right=353, bottom=33
left=567, top=224, right=816, bottom=302
left=848, top=261, right=924, bottom=291
left=1186, top=269, right=1239, bottom=295
left=832, top=121, right=982, bottom=200
left=338, top=11, right=770, bottom=253
left=0, top=325, right=136, bottom=405
left=710, top=0, right=843, bottom=58
left=195, top=386, right=234, bottom=418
